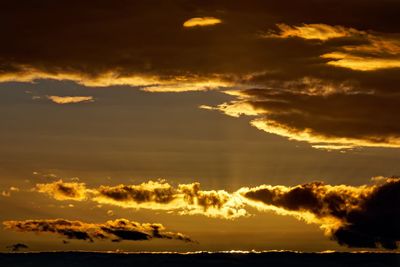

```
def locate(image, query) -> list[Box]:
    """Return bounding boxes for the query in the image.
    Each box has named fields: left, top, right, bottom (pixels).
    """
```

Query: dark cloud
left=0, top=1, right=399, bottom=85
left=1, top=1, right=399, bottom=147
left=241, top=177, right=400, bottom=249
left=3, top=218, right=194, bottom=243
left=208, top=86, right=400, bottom=149
left=6, top=243, right=29, bottom=252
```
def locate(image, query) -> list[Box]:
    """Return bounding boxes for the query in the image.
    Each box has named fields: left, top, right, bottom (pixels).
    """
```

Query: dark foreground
left=0, top=251, right=399, bottom=267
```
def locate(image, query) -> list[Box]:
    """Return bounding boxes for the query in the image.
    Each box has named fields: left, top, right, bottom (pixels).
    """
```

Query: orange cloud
left=35, top=179, right=87, bottom=201
left=47, top=96, right=94, bottom=104
left=265, top=23, right=400, bottom=71
left=265, top=23, right=360, bottom=41
left=204, top=84, right=400, bottom=150
left=183, top=17, right=222, bottom=28
left=34, top=180, right=247, bottom=219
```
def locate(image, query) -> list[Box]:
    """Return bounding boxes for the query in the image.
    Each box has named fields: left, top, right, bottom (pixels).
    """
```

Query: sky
left=0, top=0, right=400, bottom=252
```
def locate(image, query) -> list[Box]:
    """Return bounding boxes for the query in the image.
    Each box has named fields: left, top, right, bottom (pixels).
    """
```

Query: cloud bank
left=33, top=178, right=400, bottom=249
left=3, top=218, right=193, bottom=243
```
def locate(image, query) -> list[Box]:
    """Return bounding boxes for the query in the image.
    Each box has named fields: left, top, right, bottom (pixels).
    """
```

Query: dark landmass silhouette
left=0, top=251, right=399, bottom=267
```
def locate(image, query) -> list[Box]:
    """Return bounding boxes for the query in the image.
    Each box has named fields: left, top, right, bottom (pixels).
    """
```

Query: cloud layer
left=33, top=178, right=400, bottom=249
left=1, top=1, right=400, bottom=148
left=3, top=218, right=193, bottom=243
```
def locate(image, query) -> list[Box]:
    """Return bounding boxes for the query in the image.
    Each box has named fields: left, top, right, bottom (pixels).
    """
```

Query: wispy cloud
left=264, top=23, right=359, bottom=41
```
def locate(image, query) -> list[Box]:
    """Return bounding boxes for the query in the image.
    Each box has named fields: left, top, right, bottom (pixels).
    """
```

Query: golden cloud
left=47, top=96, right=94, bottom=104
left=265, top=23, right=400, bottom=71
left=35, top=180, right=87, bottom=201
left=0, top=67, right=232, bottom=93
left=265, top=23, right=360, bottom=41
left=183, top=17, right=222, bottom=28
left=204, top=84, right=400, bottom=150
left=34, top=180, right=247, bottom=219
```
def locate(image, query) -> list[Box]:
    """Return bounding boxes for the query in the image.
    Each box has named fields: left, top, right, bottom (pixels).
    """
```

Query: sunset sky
left=1, top=0, right=400, bottom=252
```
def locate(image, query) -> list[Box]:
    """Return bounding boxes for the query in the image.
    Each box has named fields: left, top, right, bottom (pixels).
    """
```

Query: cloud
left=35, top=180, right=87, bottom=201
left=206, top=82, right=400, bottom=149
left=32, top=178, right=400, bottom=249
left=264, top=23, right=359, bottom=41
left=239, top=177, right=400, bottom=249
left=265, top=23, right=400, bottom=71
left=183, top=17, right=222, bottom=28
left=6, top=243, right=29, bottom=252
left=47, top=96, right=94, bottom=104
left=91, top=181, right=247, bottom=219
left=1, top=186, right=19, bottom=197
left=1, top=1, right=400, bottom=148
left=34, top=180, right=247, bottom=219
left=3, top=218, right=193, bottom=243
left=0, top=1, right=396, bottom=91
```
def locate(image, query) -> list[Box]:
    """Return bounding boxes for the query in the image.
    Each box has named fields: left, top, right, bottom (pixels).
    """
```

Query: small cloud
left=183, top=17, right=222, bottom=28
left=1, top=187, right=20, bottom=197
left=6, top=243, right=29, bottom=252
left=1, top=191, right=10, bottom=197
left=47, top=95, right=94, bottom=104
left=107, top=210, right=114, bottom=216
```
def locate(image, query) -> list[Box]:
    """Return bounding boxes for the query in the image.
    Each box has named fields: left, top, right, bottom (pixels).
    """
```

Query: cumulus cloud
left=239, top=177, right=400, bottom=249
left=183, top=17, right=222, bottom=28
left=47, top=96, right=94, bottom=104
left=3, top=218, right=193, bottom=243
